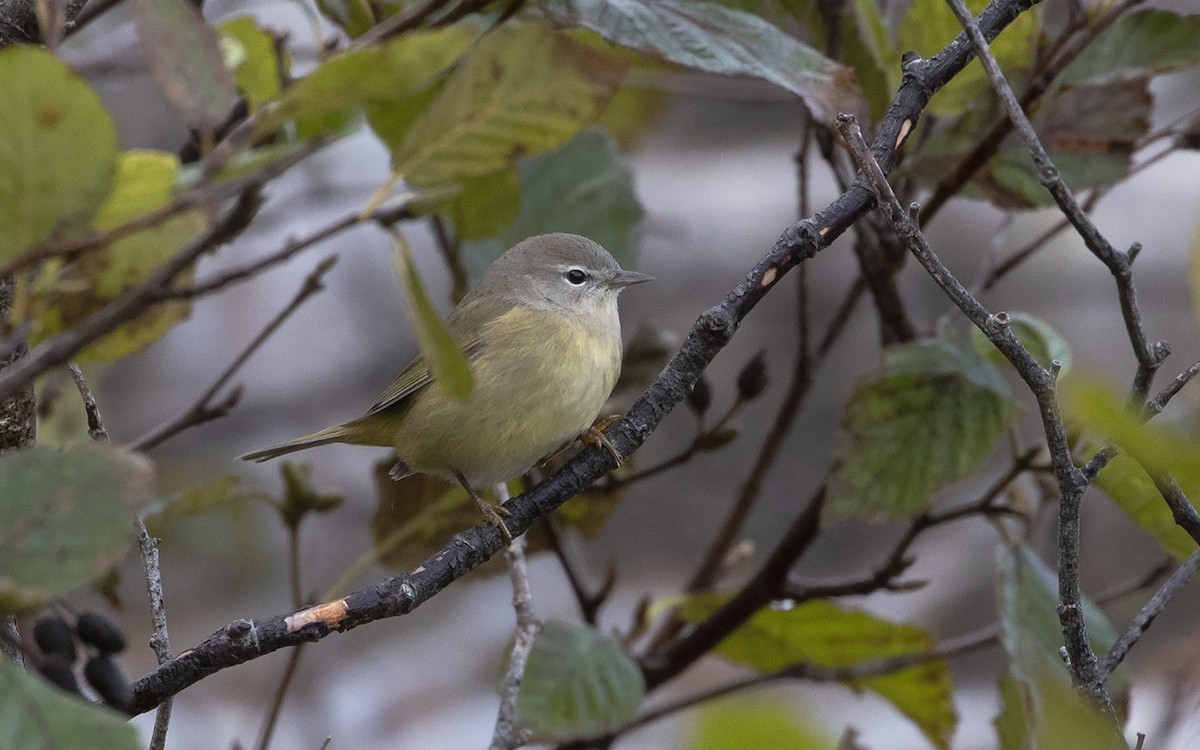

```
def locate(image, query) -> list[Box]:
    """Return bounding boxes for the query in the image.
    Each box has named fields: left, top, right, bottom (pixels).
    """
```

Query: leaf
left=439, top=167, right=522, bottom=242
left=899, top=0, right=1040, bottom=117
left=970, top=312, right=1072, bottom=375
left=314, top=0, right=376, bottom=38
left=673, top=596, right=956, bottom=749
left=1093, top=452, right=1198, bottom=561
left=1027, top=666, right=1128, bottom=750
left=392, top=233, right=472, bottom=400
left=0, top=444, right=154, bottom=613
left=394, top=23, right=628, bottom=186
left=0, top=659, right=140, bottom=750
left=998, top=545, right=1128, bottom=700
left=515, top=620, right=645, bottom=740
left=994, top=673, right=1028, bottom=750
left=0, top=46, right=118, bottom=259
left=976, top=79, right=1150, bottom=208
left=1063, top=379, right=1200, bottom=494
left=828, top=336, right=1012, bottom=521
left=219, top=16, right=283, bottom=109
left=143, top=474, right=261, bottom=532
left=134, top=0, right=237, bottom=130
left=460, top=129, right=643, bottom=283
left=689, top=696, right=833, bottom=750
left=32, top=150, right=206, bottom=362
left=1061, top=9, right=1200, bottom=85
left=258, top=27, right=474, bottom=137
left=545, top=0, right=863, bottom=123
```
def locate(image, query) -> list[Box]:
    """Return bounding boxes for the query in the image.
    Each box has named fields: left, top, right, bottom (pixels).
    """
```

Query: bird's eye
left=565, top=268, right=588, bottom=285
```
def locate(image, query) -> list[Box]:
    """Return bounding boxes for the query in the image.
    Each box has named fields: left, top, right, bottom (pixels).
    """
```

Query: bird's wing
left=364, top=296, right=506, bottom=416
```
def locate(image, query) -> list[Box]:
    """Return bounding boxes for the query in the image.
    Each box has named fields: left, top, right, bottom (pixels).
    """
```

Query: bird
left=238, top=233, right=652, bottom=539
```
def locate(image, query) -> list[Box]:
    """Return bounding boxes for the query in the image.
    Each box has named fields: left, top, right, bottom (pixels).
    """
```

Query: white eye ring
left=565, top=267, right=588, bottom=285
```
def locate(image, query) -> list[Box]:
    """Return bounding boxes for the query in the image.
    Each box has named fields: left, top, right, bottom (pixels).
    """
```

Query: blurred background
left=42, top=0, right=1200, bottom=747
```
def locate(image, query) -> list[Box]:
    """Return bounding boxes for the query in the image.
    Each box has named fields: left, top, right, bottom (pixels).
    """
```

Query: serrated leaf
left=690, top=696, right=833, bottom=750
left=32, top=150, right=205, bottom=362
left=395, top=23, right=628, bottom=186
left=257, top=27, right=474, bottom=137
left=461, top=129, right=643, bottom=283
left=1093, top=452, right=1198, bottom=561
left=998, top=545, right=1128, bottom=701
left=828, top=337, right=1012, bottom=521
left=899, top=0, right=1039, bottom=117
left=545, top=0, right=863, bottom=123
left=515, top=620, right=645, bottom=740
left=391, top=233, right=472, bottom=400
left=1061, top=9, right=1200, bottom=85
left=1063, top=379, right=1200, bottom=494
left=673, top=596, right=956, bottom=749
left=971, top=312, right=1072, bottom=375
left=0, top=444, right=153, bottom=613
left=220, top=17, right=282, bottom=109
left=134, top=0, right=237, bottom=130
left=0, top=658, right=140, bottom=750
left=0, top=46, right=118, bottom=259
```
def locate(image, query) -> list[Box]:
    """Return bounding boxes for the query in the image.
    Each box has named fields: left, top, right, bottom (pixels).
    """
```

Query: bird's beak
left=608, top=269, right=654, bottom=289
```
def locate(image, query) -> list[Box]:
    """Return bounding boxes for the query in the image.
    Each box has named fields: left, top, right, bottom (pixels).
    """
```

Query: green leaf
left=515, top=620, right=645, bottom=741
left=439, top=167, right=522, bottom=242
left=998, top=545, right=1128, bottom=700
left=689, top=696, right=833, bottom=750
left=1061, top=9, right=1200, bottom=85
left=1093, top=452, right=1198, bottom=561
left=220, top=16, right=283, bottom=109
left=673, top=596, right=956, bottom=749
left=977, top=79, right=1150, bottom=208
left=994, top=673, right=1029, bottom=750
left=0, top=444, right=153, bottom=613
left=0, top=658, right=140, bottom=750
left=144, top=474, right=261, bottom=532
left=899, top=0, right=1039, bottom=117
left=395, top=23, right=628, bottom=185
left=314, top=0, right=376, bottom=38
left=0, top=46, right=118, bottom=259
left=1027, top=666, right=1128, bottom=750
left=133, top=0, right=237, bottom=130
left=971, top=312, right=1072, bottom=375
left=1063, top=379, right=1200, bottom=494
left=391, top=233, right=472, bottom=400
left=32, top=150, right=205, bottom=362
left=460, top=129, right=643, bottom=283
left=828, top=336, right=1012, bottom=521
left=257, top=27, right=474, bottom=137
left=545, top=0, right=863, bottom=123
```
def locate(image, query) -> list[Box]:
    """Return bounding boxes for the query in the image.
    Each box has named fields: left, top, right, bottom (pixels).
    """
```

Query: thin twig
left=490, top=482, right=540, bottom=750
left=68, top=363, right=108, bottom=441
left=837, top=109, right=1111, bottom=711
left=541, top=516, right=609, bottom=625
left=70, top=363, right=175, bottom=748
left=255, top=515, right=310, bottom=750
left=130, top=256, right=338, bottom=452
left=1100, top=549, right=1200, bottom=679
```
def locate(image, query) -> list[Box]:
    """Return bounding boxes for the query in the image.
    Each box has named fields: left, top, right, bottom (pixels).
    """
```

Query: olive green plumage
left=238, top=233, right=650, bottom=534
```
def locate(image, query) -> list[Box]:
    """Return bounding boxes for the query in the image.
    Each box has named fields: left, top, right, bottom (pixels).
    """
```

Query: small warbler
left=239, top=233, right=651, bottom=537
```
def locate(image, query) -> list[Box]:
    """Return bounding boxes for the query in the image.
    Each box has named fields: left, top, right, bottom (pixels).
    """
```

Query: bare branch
left=1100, top=549, right=1200, bottom=680
left=491, top=483, right=539, bottom=750
left=130, top=256, right=337, bottom=452
left=835, top=111, right=1108, bottom=710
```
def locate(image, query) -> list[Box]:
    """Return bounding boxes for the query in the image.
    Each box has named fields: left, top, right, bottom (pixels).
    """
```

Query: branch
left=127, top=0, right=1044, bottom=713
left=1100, top=549, right=1200, bottom=680
left=835, top=112, right=1110, bottom=711
left=129, top=256, right=338, bottom=452
left=490, top=484, right=540, bottom=750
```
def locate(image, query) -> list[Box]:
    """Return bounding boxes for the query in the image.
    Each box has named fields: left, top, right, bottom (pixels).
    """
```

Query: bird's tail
left=238, top=424, right=354, bottom=463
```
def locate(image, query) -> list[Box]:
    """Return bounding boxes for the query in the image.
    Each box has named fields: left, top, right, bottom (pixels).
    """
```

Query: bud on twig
left=687, top=373, right=713, bottom=415
left=736, top=351, right=768, bottom=400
